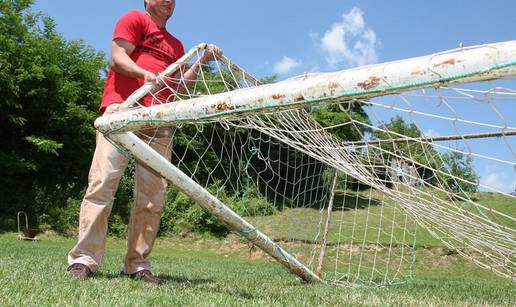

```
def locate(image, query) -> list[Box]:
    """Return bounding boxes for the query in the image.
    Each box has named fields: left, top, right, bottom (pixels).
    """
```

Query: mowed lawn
left=248, top=191, right=516, bottom=247
left=1, top=231, right=514, bottom=306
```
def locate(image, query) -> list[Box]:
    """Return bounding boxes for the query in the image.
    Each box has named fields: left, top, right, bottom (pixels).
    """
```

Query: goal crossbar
left=95, top=40, right=516, bottom=134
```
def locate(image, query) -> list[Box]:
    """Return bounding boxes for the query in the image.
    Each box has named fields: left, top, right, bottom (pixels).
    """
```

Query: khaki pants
left=68, top=104, right=172, bottom=274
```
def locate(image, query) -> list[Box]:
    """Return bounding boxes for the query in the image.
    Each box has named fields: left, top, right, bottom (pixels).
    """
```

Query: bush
left=160, top=183, right=278, bottom=237
left=38, top=213, right=53, bottom=233
left=108, top=214, right=128, bottom=238
left=50, top=197, right=81, bottom=237
left=228, top=187, right=278, bottom=217
left=27, top=167, right=279, bottom=238
left=0, top=218, right=16, bottom=232
left=160, top=185, right=230, bottom=237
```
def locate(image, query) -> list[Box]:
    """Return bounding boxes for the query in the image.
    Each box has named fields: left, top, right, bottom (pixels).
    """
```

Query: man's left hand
left=200, top=44, right=223, bottom=63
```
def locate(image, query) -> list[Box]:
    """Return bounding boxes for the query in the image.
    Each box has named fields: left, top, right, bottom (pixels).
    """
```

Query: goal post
left=97, top=41, right=516, bottom=286
left=108, top=131, right=322, bottom=283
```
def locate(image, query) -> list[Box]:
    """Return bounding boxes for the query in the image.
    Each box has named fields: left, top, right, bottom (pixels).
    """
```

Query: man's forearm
left=180, top=61, right=204, bottom=90
left=111, top=52, right=147, bottom=79
left=165, top=61, right=204, bottom=96
left=173, top=45, right=222, bottom=95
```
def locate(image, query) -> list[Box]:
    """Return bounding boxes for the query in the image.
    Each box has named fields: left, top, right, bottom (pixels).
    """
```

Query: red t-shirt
left=100, top=10, right=185, bottom=112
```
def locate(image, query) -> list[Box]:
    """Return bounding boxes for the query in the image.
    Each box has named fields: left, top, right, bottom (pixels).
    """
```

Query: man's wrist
left=137, top=68, right=150, bottom=79
left=198, top=56, right=208, bottom=64
left=191, top=61, right=203, bottom=72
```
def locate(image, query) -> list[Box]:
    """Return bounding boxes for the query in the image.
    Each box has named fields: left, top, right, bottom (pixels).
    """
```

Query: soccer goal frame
left=96, top=41, right=516, bottom=284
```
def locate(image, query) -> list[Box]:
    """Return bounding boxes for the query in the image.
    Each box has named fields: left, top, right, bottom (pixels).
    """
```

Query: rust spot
left=411, top=69, right=424, bottom=76
left=214, top=101, right=236, bottom=111
left=328, top=81, right=339, bottom=89
left=257, top=98, right=264, bottom=103
left=484, top=52, right=496, bottom=60
left=433, top=58, right=463, bottom=68
left=272, top=94, right=286, bottom=100
left=295, top=96, right=305, bottom=102
left=357, top=76, right=381, bottom=90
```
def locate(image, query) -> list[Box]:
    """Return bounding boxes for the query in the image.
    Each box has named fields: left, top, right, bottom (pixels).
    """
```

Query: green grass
left=1, top=232, right=514, bottom=306
left=248, top=190, right=516, bottom=247
left=245, top=191, right=515, bottom=286
left=2, top=192, right=513, bottom=305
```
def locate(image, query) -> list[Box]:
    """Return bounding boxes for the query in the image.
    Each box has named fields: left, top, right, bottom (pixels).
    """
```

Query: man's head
left=144, top=0, right=175, bottom=25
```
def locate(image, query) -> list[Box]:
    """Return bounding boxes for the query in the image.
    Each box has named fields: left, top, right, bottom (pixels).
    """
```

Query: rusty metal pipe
left=108, top=132, right=323, bottom=283
left=96, top=40, right=516, bottom=134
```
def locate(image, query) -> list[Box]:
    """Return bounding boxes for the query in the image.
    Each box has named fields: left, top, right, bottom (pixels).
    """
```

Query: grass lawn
left=246, top=191, right=515, bottom=284
left=1, top=231, right=514, bottom=306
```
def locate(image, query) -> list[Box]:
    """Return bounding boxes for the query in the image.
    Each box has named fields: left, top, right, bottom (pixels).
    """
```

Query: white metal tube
left=120, top=43, right=208, bottom=109
left=109, top=132, right=322, bottom=283
left=120, top=43, right=259, bottom=110
left=316, top=170, right=338, bottom=277
left=96, top=40, right=516, bottom=133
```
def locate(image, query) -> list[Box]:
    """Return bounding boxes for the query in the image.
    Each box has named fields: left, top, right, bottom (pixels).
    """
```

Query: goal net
left=96, top=42, right=516, bottom=286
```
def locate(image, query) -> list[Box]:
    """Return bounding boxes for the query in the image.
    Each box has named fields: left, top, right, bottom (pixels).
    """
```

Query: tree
left=311, top=102, right=371, bottom=142
left=0, top=0, right=106, bottom=228
left=371, top=116, right=442, bottom=185
left=441, top=151, right=478, bottom=195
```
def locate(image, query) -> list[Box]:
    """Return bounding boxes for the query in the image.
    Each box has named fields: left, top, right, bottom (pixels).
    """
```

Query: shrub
left=160, top=183, right=277, bottom=237
left=51, top=197, right=81, bottom=237
left=160, top=185, right=229, bottom=237
left=228, top=187, right=278, bottom=217
left=108, top=214, right=128, bottom=238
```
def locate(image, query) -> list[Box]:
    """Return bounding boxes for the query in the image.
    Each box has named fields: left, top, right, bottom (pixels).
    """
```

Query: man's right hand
left=112, top=38, right=159, bottom=87
left=142, top=71, right=159, bottom=86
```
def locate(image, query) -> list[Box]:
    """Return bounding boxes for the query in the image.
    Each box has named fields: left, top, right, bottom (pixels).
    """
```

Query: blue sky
left=33, top=0, right=516, bottom=77
left=32, top=0, right=515, bottom=192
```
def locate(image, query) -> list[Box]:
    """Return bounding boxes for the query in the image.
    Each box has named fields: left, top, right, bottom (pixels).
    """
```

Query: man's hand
left=111, top=38, right=159, bottom=86
left=200, top=44, right=223, bottom=63
left=142, top=71, right=159, bottom=86
left=174, top=44, right=223, bottom=95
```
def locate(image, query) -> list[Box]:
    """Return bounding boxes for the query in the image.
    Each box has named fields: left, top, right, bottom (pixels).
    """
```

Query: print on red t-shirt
left=100, top=10, right=185, bottom=112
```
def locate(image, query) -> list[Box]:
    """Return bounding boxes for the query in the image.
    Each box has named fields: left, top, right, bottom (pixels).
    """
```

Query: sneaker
left=127, top=269, right=163, bottom=285
left=67, top=263, right=92, bottom=280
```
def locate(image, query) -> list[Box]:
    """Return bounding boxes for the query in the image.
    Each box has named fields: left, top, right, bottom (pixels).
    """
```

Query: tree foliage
left=441, top=151, right=479, bottom=194
left=371, top=115, right=443, bottom=183
left=0, top=0, right=106, bottom=228
left=371, top=116, right=478, bottom=194
left=311, top=102, right=371, bottom=142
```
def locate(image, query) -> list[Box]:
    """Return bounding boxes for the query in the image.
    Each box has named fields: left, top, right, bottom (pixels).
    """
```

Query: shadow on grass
left=331, top=191, right=382, bottom=210
left=94, top=271, right=214, bottom=286
left=95, top=271, right=262, bottom=300
left=158, top=275, right=214, bottom=286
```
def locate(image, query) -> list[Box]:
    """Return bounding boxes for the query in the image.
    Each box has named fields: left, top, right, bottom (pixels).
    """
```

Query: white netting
left=102, top=44, right=516, bottom=286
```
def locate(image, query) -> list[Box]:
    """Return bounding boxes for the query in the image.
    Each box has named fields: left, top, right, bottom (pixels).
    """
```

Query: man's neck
left=146, top=11, right=167, bottom=29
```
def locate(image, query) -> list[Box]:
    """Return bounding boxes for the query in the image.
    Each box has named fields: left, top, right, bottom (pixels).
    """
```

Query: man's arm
left=111, top=38, right=159, bottom=85
left=174, top=44, right=223, bottom=94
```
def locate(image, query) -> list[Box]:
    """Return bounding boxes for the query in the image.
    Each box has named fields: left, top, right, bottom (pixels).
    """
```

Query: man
left=67, top=0, right=221, bottom=284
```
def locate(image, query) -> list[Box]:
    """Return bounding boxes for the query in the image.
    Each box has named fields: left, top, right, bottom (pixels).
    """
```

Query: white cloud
left=273, top=56, right=301, bottom=75
left=309, top=31, right=319, bottom=45
left=480, top=171, right=515, bottom=193
left=320, top=7, right=378, bottom=67
left=424, top=129, right=440, bottom=138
